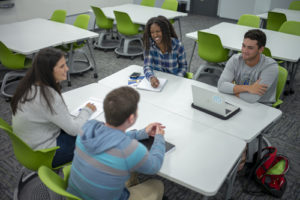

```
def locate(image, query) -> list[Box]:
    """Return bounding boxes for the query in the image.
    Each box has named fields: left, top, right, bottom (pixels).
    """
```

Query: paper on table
left=71, top=97, right=103, bottom=120
left=137, top=77, right=167, bottom=92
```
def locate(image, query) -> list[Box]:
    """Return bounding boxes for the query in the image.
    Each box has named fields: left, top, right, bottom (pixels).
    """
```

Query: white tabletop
left=100, top=3, right=187, bottom=25
left=257, top=8, right=300, bottom=22
left=0, top=18, right=99, bottom=55
left=185, top=22, right=300, bottom=62
left=62, top=82, right=246, bottom=196
left=98, top=65, right=282, bottom=143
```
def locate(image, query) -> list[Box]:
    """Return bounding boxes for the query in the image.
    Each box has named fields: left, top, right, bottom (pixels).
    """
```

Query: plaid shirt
left=143, top=38, right=187, bottom=80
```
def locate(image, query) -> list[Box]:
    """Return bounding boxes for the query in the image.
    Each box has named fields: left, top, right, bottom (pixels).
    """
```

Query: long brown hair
left=143, top=15, right=178, bottom=54
left=11, top=48, right=64, bottom=115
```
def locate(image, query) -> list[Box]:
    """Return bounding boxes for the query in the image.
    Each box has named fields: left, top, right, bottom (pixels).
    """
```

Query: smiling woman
left=143, top=15, right=188, bottom=88
left=10, top=47, right=96, bottom=168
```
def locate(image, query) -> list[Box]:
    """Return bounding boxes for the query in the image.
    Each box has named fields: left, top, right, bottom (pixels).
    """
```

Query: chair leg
left=123, top=39, right=131, bottom=54
left=193, top=63, right=207, bottom=80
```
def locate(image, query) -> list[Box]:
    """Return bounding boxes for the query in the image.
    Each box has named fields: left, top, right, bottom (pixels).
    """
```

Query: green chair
left=266, top=11, right=287, bottom=31
left=237, top=14, right=260, bottom=28
left=0, top=117, right=68, bottom=198
left=278, top=21, right=300, bottom=36
left=161, top=0, right=178, bottom=24
left=162, top=0, right=178, bottom=11
left=60, top=14, right=94, bottom=76
left=289, top=1, right=300, bottom=10
left=0, top=41, right=31, bottom=99
left=141, top=0, right=156, bottom=7
left=38, top=165, right=81, bottom=200
left=193, top=31, right=230, bottom=80
left=50, top=9, right=67, bottom=23
left=91, top=6, right=120, bottom=50
left=113, top=11, right=143, bottom=59
left=273, top=66, right=288, bottom=108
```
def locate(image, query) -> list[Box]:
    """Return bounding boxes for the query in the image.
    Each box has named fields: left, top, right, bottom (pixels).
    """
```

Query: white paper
left=71, top=97, right=103, bottom=120
left=137, top=77, right=167, bottom=92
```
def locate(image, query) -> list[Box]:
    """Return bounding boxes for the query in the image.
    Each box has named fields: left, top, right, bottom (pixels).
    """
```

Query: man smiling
left=218, top=29, right=278, bottom=106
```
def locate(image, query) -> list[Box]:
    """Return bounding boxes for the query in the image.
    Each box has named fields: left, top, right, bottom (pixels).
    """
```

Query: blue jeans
left=52, top=130, right=76, bottom=168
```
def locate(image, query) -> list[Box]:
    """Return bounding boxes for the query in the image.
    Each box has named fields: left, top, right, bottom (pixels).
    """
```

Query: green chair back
left=141, top=0, right=156, bottom=7
left=262, top=47, right=272, bottom=57
left=74, top=14, right=90, bottom=30
left=266, top=11, right=287, bottom=31
left=38, top=165, right=81, bottom=200
left=0, top=41, right=31, bottom=70
left=289, top=1, right=300, bottom=10
left=273, top=66, right=288, bottom=108
left=279, top=21, right=300, bottom=36
left=0, top=117, right=60, bottom=171
left=91, top=6, right=113, bottom=30
left=113, top=11, right=140, bottom=36
left=197, top=31, right=229, bottom=63
left=237, top=14, right=260, bottom=28
left=162, top=0, right=178, bottom=11
left=50, top=9, right=67, bottom=23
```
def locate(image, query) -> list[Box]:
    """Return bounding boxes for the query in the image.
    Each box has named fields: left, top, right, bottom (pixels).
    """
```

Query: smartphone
left=129, top=72, right=141, bottom=79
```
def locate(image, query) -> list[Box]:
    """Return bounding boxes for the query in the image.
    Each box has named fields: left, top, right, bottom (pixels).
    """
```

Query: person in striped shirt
left=143, top=16, right=187, bottom=88
left=67, top=86, right=166, bottom=200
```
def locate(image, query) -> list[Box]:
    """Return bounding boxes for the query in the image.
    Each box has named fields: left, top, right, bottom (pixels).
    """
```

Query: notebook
left=140, top=136, right=175, bottom=153
left=191, top=85, right=240, bottom=120
left=71, top=97, right=103, bottom=120
left=137, top=77, right=167, bottom=92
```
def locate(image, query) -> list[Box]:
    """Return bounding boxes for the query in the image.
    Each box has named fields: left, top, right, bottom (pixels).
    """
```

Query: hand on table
left=150, top=76, right=160, bottom=88
left=145, top=122, right=166, bottom=136
left=85, top=103, right=97, bottom=112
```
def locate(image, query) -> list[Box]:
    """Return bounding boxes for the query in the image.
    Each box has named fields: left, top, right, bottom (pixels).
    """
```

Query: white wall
left=0, top=0, right=132, bottom=24
left=133, top=0, right=190, bottom=11
left=269, top=0, right=294, bottom=9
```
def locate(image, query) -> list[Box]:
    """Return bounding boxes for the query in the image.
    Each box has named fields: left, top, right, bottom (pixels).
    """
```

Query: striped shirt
left=143, top=37, right=187, bottom=79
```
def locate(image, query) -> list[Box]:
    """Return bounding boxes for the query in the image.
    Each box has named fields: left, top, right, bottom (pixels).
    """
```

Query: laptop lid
left=191, top=85, right=240, bottom=119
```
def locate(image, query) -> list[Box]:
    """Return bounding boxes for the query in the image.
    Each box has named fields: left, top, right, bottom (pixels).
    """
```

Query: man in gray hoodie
left=218, top=29, right=278, bottom=106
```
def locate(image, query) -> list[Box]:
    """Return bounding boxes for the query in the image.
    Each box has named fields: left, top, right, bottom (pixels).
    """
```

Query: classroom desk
left=98, top=65, right=282, bottom=143
left=0, top=18, right=99, bottom=85
left=185, top=22, right=300, bottom=94
left=100, top=3, right=187, bottom=40
left=62, top=83, right=246, bottom=199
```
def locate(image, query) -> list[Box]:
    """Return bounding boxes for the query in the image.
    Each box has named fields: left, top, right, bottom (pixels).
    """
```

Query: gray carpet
left=1, top=14, right=300, bottom=200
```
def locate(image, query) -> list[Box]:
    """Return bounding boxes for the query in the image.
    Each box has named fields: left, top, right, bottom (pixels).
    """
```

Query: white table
left=62, top=82, right=246, bottom=199
left=185, top=22, right=300, bottom=94
left=98, top=65, right=282, bottom=143
left=100, top=4, right=187, bottom=40
left=257, top=8, right=300, bottom=22
left=0, top=18, right=99, bottom=85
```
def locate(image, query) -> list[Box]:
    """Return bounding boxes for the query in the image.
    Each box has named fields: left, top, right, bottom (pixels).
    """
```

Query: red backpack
left=254, top=147, right=289, bottom=198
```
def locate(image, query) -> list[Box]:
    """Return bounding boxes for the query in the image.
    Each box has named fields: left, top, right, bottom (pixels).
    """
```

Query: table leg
left=259, top=18, right=266, bottom=29
left=177, top=18, right=182, bottom=41
left=288, top=61, right=299, bottom=94
left=225, top=157, right=241, bottom=200
left=188, top=41, right=197, bottom=73
left=257, top=134, right=263, bottom=163
left=67, top=44, right=74, bottom=87
left=86, top=39, right=98, bottom=79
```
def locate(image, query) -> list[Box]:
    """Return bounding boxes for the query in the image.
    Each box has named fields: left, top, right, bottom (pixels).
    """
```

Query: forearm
left=126, top=128, right=148, bottom=140
left=144, top=65, right=154, bottom=80
left=136, top=134, right=165, bottom=174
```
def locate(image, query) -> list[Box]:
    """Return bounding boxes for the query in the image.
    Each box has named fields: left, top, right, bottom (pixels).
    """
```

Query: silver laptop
left=191, top=85, right=240, bottom=120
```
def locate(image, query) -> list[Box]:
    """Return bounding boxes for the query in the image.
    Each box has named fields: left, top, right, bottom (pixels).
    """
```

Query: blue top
left=143, top=37, right=187, bottom=80
left=67, top=120, right=166, bottom=200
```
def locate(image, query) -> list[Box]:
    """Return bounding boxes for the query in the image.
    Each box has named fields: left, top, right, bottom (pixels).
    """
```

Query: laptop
left=191, top=85, right=240, bottom=120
